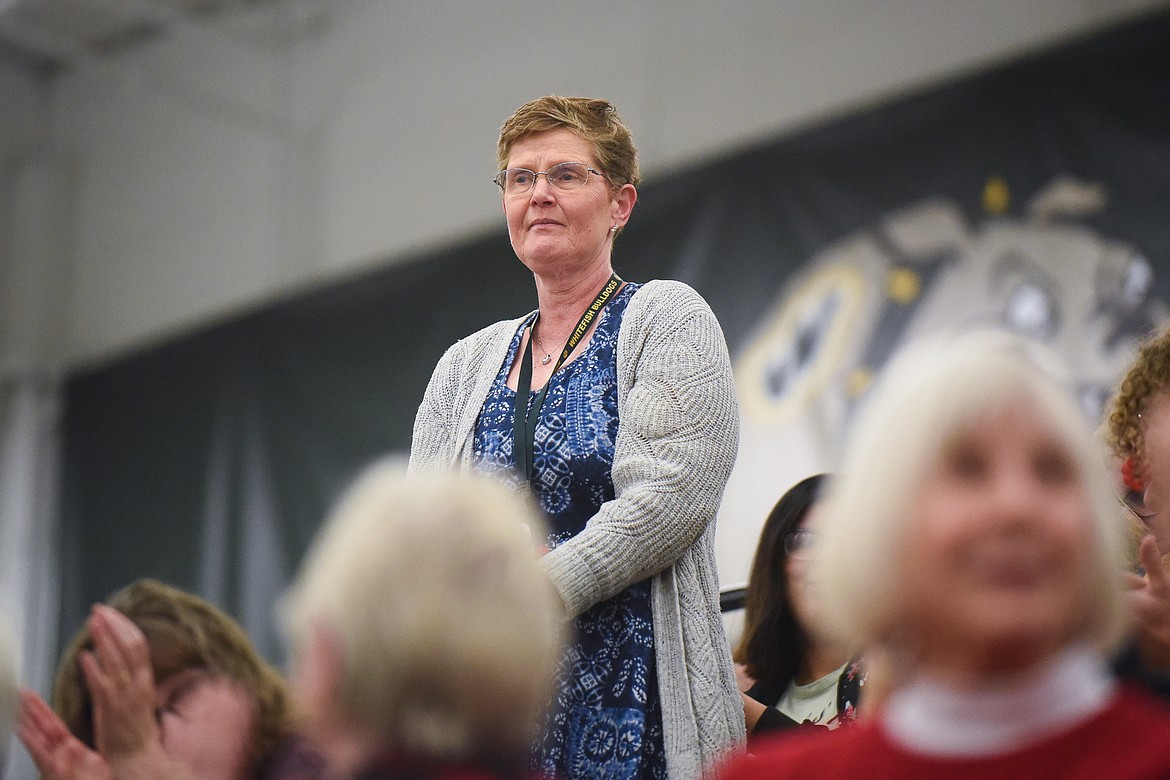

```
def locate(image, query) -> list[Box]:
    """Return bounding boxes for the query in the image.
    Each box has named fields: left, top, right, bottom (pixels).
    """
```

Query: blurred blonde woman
left=281, top=463, right=563, bottom=780
left=721, top=331, right=1170, bottom=779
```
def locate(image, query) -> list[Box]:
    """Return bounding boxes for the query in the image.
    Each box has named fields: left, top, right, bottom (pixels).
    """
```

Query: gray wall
left=2, top=0, right=1166, bottom=371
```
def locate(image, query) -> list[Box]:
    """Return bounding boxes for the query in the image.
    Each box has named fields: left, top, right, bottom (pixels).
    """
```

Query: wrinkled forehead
left=503, top=127, right=596, bottom=168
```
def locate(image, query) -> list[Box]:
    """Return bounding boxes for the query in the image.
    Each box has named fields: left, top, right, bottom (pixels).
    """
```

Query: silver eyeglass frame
left=493, top=161, right=607, bottom=194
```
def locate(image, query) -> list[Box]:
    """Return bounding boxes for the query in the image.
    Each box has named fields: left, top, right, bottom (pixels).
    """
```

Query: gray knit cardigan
left=408, top=280, right=746, bottom=778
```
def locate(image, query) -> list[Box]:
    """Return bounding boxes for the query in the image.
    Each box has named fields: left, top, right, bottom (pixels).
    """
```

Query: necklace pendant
left=541, top=353, right=552, bottom=366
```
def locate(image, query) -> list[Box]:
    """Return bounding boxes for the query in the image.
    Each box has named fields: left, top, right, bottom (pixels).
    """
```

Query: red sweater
left=718, top=686, right=1170, bottom=779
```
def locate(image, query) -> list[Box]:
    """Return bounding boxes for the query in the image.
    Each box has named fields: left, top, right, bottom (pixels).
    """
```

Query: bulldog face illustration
left=718, top=179, right=1166, bottom=589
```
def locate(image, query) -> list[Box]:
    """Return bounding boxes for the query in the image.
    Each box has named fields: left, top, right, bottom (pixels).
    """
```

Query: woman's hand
left=17, top=688, right=113, bottom=780
left=78, top=604, right=165, bottom=766
left=1125, top=535, right=1170, bottom=673
left=79, top=605, right=194, bottom=780
left=19, top=606, right=194, bottom=780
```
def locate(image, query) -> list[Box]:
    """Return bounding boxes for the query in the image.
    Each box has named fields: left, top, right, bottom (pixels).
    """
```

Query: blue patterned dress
left=472, top=283, right=667, bottom=780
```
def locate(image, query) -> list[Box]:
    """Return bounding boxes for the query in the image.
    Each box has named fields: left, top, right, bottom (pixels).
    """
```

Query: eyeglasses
left=782, top=528, right=821, bottom=560
left=493, top=161, right=606, bottom=195
left=1124, top=488, right=1158, bottom=522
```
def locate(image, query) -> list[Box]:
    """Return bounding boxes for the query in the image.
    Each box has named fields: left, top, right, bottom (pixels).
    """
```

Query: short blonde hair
left=497, top=95, right=640, bottom=187
left=817, top=330, right=1128, bottom=655
left=281, top=463, right=562, bottom=764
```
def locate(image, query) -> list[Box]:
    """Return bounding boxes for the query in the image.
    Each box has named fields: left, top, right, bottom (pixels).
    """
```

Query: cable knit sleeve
left=408, top=339, right=464, bottom=474
left=540, top=280, right=740, bottom=617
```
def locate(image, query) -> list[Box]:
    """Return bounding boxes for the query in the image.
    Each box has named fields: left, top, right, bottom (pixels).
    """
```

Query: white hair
left=816, top=329, right=1128, bottom=654
left=281, top=461, right=562, bottom=762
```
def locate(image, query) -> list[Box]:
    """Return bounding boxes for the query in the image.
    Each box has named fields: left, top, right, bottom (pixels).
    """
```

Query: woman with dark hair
left=735, top=474, right=864, bottom=738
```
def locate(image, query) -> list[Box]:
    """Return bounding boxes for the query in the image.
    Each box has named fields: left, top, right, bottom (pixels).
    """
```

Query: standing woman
left=410, top=96, right=743, bottom=779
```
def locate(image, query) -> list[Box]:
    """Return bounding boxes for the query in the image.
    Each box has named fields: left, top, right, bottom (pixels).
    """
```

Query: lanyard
left=513, top=273, right=622, bottom=486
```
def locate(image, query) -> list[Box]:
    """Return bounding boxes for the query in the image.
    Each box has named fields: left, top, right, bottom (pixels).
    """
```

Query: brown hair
left=1107, top=323, right=1170, bottom=474
left=52, top=579, right=292, bottom=774
left=497, top=96, right=640, bottom=188
left=735, top=474, right=827, bottom=690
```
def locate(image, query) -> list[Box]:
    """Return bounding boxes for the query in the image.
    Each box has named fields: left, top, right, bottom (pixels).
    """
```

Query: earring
left=610, top=225, right=618, bottom=233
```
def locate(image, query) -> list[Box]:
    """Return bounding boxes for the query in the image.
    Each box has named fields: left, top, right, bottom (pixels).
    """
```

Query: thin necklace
left=534, top=326, right=552, bottom=365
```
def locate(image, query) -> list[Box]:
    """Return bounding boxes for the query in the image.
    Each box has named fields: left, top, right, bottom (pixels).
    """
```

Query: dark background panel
left=60, top=9, right=1170, bottom=659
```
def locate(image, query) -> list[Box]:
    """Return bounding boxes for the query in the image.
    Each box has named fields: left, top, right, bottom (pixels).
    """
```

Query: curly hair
left=1107, top=323, right=1170, bottom=474
left=52, top=579, right=292, bottom=776
left=496, top=95, right=640, bottom=188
